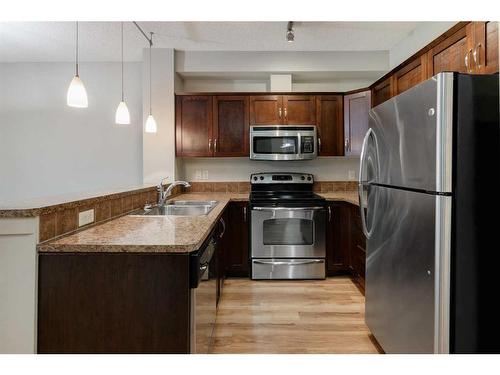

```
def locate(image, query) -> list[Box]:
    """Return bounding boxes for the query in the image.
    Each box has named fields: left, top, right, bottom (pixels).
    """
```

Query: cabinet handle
left=243, top=206, right=247, bottom=222
left=345, top=138, right=350, bottom=152
left=328, top=206, right=332, bottom=222
left=278, top=107, right=282, bottom=119
left=473, top=43, right=482, bottom=69
left=214, top=138, right=218, bottom=152
left=465, top=49, right=473, bottom=72
left=318, top=137, right=322, bottom=152
left=219, top=218, right=226, bottom=239
left=284, top=107, right=287, bottom=119
left=208, top=139, right=212, bottom=152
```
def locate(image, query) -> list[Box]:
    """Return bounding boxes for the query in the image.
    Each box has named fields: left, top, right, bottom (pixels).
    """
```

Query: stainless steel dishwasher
left=189, top=231, right=217, bottom=354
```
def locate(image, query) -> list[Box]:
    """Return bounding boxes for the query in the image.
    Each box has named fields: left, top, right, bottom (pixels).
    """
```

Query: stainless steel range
left=249, top=172, right=326, bottom=280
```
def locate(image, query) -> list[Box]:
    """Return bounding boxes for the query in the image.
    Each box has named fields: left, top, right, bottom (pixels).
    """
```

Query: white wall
left=0, top=62, right=143, bottom=201
left=142, top=48, right=177, bottom=184
left=178, top=157, right=360, bottom=182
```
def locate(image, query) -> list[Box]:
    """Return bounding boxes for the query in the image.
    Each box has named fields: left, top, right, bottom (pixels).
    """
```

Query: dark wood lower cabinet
left=223, top=202, right=250, bottom=277
left=37, top=253, right=191, bottom=353
left=326, top=201, right=366, bottom=293
left=349, top=204, right=366, bottom=292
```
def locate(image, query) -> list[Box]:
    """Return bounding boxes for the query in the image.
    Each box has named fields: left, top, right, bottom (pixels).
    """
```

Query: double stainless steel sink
left=132, top=200, right=219, bottom=217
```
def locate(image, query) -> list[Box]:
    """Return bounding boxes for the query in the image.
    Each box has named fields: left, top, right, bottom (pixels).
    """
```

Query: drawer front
left=251, top=258, right=325, bottom=280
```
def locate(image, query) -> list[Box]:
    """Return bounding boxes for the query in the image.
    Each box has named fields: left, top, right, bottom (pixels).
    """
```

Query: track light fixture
left=286, top=21, right=295, bottom=43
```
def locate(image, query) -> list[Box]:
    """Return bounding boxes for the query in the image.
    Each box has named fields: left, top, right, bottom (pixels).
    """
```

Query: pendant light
left=144, top=32, right=157, bottom=133
left=115, top=22, right=130, bottom=124
left=67, top=21, right=88, bottom=108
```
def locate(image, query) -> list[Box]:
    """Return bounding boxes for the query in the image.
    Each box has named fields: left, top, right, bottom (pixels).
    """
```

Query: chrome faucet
left=157, top=178, right=191, bottom=206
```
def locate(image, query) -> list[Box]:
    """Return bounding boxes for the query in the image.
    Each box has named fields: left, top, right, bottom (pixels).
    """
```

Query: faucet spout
left=157, top=180, right=191, bottom=206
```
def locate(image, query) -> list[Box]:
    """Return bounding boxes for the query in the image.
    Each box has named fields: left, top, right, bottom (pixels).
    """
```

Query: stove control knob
left=259, top=176, right=264, bottom=180
left=307, top=176, right=312, bottom=181
left=253, top=176, right=258, bottom=181
left=301, top=175, right=305, bottom=180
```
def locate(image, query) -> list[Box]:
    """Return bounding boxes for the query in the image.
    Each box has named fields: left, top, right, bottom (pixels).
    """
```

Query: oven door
left=251, top=206, right=326, bottom=258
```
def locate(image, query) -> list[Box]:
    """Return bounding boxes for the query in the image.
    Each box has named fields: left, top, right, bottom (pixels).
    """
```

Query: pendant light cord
left=149, top=32, right=153, bottom=115
left=121, top=22, right=124, bottom=102
left=75, top=21, right=79, bottom=76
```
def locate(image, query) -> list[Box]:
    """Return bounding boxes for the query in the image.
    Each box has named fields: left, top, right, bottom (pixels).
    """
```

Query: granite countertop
left=319, top=191, right=359, bottom=206
left=37, top=191, right=358, bottom=254
left=37, top=193, right=247, bottom=254
left=0, top=184, right=158, bottom=218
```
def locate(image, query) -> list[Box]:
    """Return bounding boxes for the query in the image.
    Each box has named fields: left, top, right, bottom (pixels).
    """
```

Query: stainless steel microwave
left=250, top=125, right=317, bottom=161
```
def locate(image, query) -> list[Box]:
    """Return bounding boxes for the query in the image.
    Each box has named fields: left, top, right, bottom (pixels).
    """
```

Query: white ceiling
left=0, top=21, right=423, bottom=62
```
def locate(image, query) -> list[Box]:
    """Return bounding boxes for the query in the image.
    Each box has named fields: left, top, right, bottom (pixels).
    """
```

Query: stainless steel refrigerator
left=359, top=72, right=499, bottom=353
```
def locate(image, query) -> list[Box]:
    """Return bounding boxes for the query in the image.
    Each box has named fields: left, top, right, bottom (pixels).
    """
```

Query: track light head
left=286, top=21, right=294, bottom=43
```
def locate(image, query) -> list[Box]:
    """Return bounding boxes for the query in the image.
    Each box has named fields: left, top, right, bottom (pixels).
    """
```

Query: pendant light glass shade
left=115, top=101, right=130, bottom=124
left=115, top=22, right=130, bottom=124
left=144, top=32, right=157, bottom=133
left=145, top=114, right=157, bottom=133
left=67, top=22, right=88, bottom=108
left=67, top=75, right=88, bottom=108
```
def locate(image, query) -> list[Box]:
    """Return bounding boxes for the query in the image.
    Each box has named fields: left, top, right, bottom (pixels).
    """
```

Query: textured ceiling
left=0, top=21, right=422, bottom=62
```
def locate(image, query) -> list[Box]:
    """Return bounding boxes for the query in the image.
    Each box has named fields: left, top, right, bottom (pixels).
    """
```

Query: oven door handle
left=252, top=206, right=324, bottom=211
left=253, top=259, right=323, bottom=266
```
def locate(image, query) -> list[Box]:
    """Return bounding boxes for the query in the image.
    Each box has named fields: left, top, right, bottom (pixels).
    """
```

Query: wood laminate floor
left=211, top=277, right=381, bottom=354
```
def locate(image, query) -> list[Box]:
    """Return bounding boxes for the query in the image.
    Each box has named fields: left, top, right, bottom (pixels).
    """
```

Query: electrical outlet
left=348, top=170, right=356, bottom=180
left=202, top=170, right=209, bottom=180
left=78, top=209, right=95, bottom=227
left=195, top=170, right=202, bottom=180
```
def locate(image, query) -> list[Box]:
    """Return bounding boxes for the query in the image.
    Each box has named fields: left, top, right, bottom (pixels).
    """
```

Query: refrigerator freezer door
left=369, top=73, right=453, bottom=193
left=365, top=185, right=448, bottom=353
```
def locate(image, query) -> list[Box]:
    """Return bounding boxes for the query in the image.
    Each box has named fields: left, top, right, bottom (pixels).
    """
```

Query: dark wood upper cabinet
left=213, top=96, right=250, bottom=157
left=393, top=56, right=427, bottom=95
left=344, top=90, right=371, bottom=156
left=176, top=95, right=213, bottom=157
left=371, top=76, right=393, bottom=108
left=250, top=95, right=316, bottom=125
left=472, top=21, right=499, bottom=74
left=426, top=24, right=471, bottom=77
left=282, top=95, right=316, bottom=125
left=316, top=95, right=343, bottom=156
left=249, top=95, right=282, bottom=125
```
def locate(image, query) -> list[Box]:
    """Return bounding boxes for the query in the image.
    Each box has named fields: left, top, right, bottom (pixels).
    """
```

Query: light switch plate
left=78, top=209, right=95, bottom=227
left=348, top=170, right=356, bottom=180
left=202, top=170, right=209, bottom=180
left=195, top=170, right=202, bottom=180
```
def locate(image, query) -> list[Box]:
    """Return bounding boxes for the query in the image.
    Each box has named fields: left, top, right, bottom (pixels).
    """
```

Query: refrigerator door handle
left=359, top=128, right=374, bottom=239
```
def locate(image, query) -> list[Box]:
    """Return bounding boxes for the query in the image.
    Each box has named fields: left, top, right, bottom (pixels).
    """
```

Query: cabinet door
left=176, top=96, right=213, bottom=157
left=426, top=24, right=472, bottom=77
left=326, top=202, right=351, bottom=275
left=213, top=96, right=249, bottom=157
left=349, top=204, right=366, bottom=292
left=393, top=56, right=428, bottom=95
left=371, top=76, right=394, bottom=107
left=316, top=95, right=343, bottom=156
left=472, top=21, right=499, bottom=74
left=224, top=202, right=249, bottom=277
left=344, top=90, right=371, bottom=156
left=216, top=210, right=229, bottom=304
left=249, top=95, right=283, bottom=125
left=282, top=95, right=316, bottom=125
